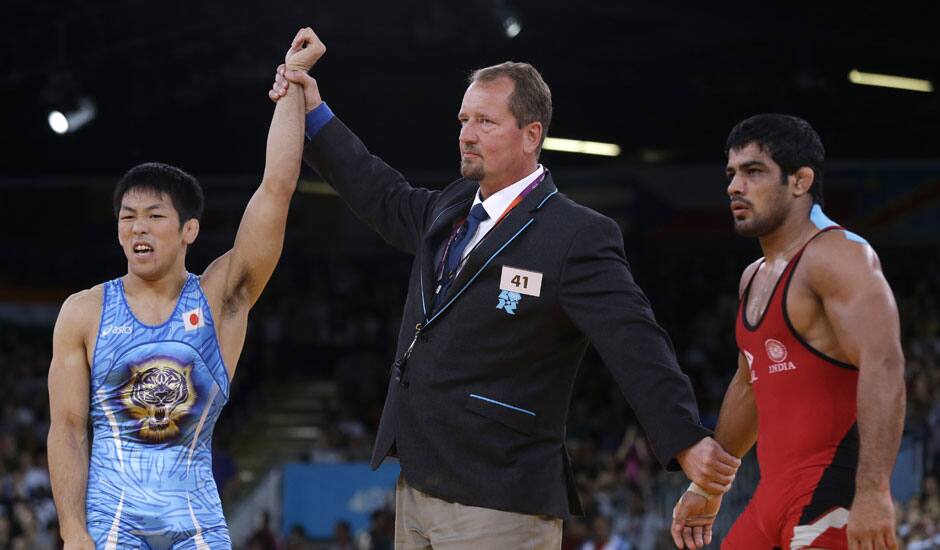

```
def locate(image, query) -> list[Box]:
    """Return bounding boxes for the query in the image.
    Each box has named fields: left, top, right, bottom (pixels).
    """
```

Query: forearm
left=48, top=421, right=90, bottom=539
left=303, top=117, right=435, bottom=254
left=714, top=368, right=758, bottom=458
left=261, top=80, right=305, bottom=196
left=562, top=218, right=709, bottom=467
left=855, top=355, right=905, bottom=491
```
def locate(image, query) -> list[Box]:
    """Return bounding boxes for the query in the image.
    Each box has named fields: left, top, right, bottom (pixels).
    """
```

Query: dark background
left=3, top=1, right=940, bottom=176
left=1, top=2, right=939, bottom=549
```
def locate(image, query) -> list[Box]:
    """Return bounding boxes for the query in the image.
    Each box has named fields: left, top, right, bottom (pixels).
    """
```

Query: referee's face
left=458, top=77, right=531, bottom=195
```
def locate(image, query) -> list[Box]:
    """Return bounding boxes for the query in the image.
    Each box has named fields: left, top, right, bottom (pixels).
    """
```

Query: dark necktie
left=435, top=203, right=489, bottom=308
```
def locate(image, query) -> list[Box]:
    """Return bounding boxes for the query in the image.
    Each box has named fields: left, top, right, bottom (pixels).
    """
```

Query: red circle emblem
left=189, top=313, right=199, bottom=326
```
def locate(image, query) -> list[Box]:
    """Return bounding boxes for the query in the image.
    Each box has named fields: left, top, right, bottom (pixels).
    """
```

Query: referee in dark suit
left=270, top=27, right=740, bottom=549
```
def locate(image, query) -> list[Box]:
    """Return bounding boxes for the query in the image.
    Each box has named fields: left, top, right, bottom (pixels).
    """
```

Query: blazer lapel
left=418, top=186, right=476, bottom=318
left=434, top=174, right=559, bottom=316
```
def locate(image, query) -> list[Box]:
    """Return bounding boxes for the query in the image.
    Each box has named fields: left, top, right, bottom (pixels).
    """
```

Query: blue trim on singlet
left=810, top=204, right=867, bottom=244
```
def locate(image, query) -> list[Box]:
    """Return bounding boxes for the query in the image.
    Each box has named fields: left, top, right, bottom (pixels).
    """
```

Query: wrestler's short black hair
left=113, top=162, right=204, bottom=226
left=726, top=114, right=825, bottom=205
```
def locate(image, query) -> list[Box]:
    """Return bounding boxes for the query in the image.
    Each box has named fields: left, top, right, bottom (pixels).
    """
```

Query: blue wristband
left=304, top=102, right=335, bottom=140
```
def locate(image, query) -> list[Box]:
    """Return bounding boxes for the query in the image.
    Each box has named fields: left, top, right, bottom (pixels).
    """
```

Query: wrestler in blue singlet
left=86, top=273, right=230, bottom=549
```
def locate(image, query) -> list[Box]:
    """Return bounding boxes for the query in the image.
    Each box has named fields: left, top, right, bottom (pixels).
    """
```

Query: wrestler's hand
left=63, top=532, right=96, bottom=550
left=676, top=437, right=741, bottom=495
left=284, top=26, right=325, bottom=72
left=671, top=491, right=722, bottom=549
left=268, top=64, right=322, bottom=113
left=847, top=488, right=898, bottom=550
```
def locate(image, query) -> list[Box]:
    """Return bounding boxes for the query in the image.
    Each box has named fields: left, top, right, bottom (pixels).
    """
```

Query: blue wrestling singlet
left=87, top=274, right=231, bottom=549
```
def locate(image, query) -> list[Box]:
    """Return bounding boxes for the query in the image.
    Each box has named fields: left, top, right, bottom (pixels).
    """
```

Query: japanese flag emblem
left=182, top=307, right=205, bottom=331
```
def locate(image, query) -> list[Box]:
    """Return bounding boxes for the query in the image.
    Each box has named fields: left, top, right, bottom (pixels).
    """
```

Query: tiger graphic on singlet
left=724, top=206, right=867, bottom=550
left=86, top=273, right=231, bottom=549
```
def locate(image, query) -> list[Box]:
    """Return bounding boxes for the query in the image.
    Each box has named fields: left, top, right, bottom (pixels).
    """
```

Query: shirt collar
left=472, top=164, right=545, bottom=220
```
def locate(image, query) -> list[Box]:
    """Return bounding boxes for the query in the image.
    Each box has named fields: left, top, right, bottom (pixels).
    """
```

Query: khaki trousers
left=394, top=475, right=563, bottom=550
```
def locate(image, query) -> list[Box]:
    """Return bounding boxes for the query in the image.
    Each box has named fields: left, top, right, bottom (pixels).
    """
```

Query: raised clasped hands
left=284, top=26, right=325, bottom=73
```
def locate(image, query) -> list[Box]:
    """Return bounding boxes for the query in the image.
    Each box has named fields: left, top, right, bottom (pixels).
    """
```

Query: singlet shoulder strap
left=740, top=258, right=765, bottom=301
left=776, top=226, right=846, bottom=308
left=786, top=226, right=843, bottom=271
left=780, top=227, right=858, bottom=370
left=90, top=278, right=126, bottom=386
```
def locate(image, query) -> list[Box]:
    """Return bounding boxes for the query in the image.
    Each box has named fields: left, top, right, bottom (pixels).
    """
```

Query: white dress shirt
left=460, top=164, right=545, bottom=263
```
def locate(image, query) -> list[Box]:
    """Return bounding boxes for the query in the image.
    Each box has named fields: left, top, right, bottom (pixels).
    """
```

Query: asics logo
left=101, top=324, right=133, bottom=336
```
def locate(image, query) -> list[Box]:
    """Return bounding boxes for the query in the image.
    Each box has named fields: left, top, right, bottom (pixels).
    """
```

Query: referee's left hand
left=676, top=437, right=740, bottom=495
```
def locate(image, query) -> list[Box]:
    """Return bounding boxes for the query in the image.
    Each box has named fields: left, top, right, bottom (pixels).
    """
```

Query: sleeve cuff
left=304, top=102, right=335, bottom=140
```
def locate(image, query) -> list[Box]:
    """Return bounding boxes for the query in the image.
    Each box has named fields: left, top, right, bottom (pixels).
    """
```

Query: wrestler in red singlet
left=726, top=225, right=859, bottom=549
left=670, top=114, right=905, bottom=550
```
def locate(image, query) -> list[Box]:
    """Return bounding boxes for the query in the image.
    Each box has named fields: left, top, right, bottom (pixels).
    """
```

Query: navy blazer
left=303, top=115, right=710, bottom=519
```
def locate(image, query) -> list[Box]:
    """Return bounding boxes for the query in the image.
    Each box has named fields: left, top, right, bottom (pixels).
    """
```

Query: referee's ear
left=523, top=121, right=543, bottom=157
left=790, top=166, right=815, bottom=199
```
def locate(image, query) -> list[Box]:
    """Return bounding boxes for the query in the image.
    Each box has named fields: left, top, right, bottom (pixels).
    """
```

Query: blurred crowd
left=892, top=251, right=940, bottom=549
left=0, top=244, right=937, bottom=549
left=0, top=329, right=58, bottom=549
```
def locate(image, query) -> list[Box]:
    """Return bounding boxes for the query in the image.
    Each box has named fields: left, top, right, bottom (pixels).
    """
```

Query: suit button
left=419, top=334, right=429, bottom=343
left=402, top=380, right=410, bottom=388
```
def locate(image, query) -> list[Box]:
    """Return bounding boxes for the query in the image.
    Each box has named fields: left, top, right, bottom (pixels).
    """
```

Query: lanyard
left=493, top=170, right=545, bottom=225
left=435, top=171, right=546, bottom=284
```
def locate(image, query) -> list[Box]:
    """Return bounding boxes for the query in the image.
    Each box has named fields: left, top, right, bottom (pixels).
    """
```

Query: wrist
left=59, top=519, right=89, bottom=540
left=855, top=472, right=891, bottom=493
left=674, top=444, right=692, bottom=466
left=687, top=482, right=718, bottom=501
left=306, top=98, right=323, bottom=114
left=61, top=529, right=92, bottom=542
left=854, top=482, right=891, bottom=494
left=304, top=102, right=334, bottom=139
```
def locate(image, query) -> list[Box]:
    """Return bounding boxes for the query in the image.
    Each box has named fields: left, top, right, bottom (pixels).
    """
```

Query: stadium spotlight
left=48, top=111, right=69, bottom=134
left=543, top=137, right=621, bottom=157
left=848, top=70, right=933, bottom=93
left=48, top=97, right=97, bottom=134
left=503, top=16, right=521, bottom=38
left=491, top=1, right=522, bottom=39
